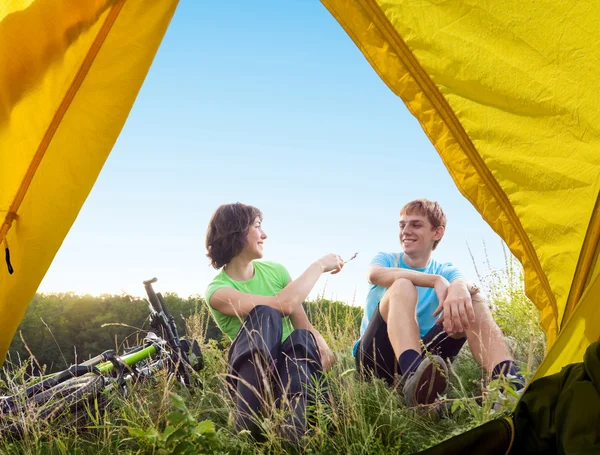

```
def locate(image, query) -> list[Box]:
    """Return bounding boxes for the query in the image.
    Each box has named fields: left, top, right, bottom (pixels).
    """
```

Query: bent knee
left=286, top=329, right=317, bottom=349
left=244, top=305, right=283, bottom=330
left=287, top=328, right=312, bottom=341
left=379, top=279, right=417, bottom=320
left=385, top=278, right=418, bottom=303
left=388, top=278, right=417, bottom=296
left=283, top=330, right=320, bottom=360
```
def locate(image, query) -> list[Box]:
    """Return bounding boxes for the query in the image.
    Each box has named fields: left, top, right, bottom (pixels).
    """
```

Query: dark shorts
left=356, top=304, right=466, bottom=386
left=226, top=306, right=325, bottom=440
left=227, top=305, right=324, bottom=402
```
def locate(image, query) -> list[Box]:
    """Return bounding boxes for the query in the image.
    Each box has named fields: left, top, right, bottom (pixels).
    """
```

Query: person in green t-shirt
left=204, top=202, right=345, bottom=442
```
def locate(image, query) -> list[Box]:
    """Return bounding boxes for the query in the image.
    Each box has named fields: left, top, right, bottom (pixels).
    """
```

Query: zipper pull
left=4, top=240, right=14, bottom=274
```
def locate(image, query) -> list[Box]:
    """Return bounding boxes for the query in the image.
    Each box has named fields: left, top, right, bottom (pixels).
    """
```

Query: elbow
left=276, top=289, right=302, bottom=316
left=274, top=295, right=296, bottom=317
left=282, top=297, right=301, bottom=316
left=366, top=269, right=377, bottom=285
left=280, top=308, right=294, bottom=317
left=286, top=294, right=306, bottom=316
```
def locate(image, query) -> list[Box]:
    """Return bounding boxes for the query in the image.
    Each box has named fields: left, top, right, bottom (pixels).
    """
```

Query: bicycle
left=0, top=277, right=204, bottom=437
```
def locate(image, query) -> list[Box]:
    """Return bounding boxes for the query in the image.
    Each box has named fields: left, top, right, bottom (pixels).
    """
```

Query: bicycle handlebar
left=143, top=278, right=164, bottom=313
left=142, top=277, right=193, bottom=387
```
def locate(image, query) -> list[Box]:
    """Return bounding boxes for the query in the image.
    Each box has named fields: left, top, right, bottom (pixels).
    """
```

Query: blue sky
left=38, top=0, right=511, bottom=304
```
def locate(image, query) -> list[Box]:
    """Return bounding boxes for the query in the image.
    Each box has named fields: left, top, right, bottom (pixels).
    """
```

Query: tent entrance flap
left=321, top=0, right=577, bottom=351
left=0, top=0, right=180, bottom=365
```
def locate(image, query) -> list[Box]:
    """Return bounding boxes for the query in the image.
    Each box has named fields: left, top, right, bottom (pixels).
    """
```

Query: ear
left=433, top=225, right=445, bottom=241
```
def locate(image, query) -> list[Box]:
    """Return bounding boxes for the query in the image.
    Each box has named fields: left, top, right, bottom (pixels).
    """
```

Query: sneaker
left=402, top=355, right=448, bottom=407
left=491, top=387, right=524, bottom=414
left=491, top=376, right=525, bottom=414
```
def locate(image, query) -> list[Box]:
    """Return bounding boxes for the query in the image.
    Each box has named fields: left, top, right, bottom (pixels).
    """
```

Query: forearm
left=310, top=327, right=330, bottom=352
left=311, top=328, right=336, bottom=370
left=449, top=279, right=479, bottom=295
left=289, top=305, right=327, bottom=349
left=368, top=266, right=440, bottom=288
left=288, top=305, right=321, bottom=349
left=278, top=261, right=325, bottom=313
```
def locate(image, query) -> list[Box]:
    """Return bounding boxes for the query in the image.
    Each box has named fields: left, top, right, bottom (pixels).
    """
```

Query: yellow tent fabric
left=0, top=0, right=179, bottom=363
left=321, top=0, right=600, bottom=377
left=1, top=0, right=598, bottom=381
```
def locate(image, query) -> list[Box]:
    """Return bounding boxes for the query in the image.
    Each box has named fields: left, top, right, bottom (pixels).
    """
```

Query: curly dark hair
left=205, top=203, right=263, bottom=269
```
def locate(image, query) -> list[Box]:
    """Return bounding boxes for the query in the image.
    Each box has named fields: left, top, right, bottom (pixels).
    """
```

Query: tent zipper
left=4, top=239, right=14, bottom=274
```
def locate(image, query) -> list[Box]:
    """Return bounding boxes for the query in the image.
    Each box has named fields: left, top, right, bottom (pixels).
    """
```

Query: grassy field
left=0, top=254, right=545, bottom=455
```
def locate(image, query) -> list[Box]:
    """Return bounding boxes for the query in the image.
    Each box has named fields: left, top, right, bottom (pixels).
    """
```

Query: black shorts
left=356, top=304, right=466, bottom=386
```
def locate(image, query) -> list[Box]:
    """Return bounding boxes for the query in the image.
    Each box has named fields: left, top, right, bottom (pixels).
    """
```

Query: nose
left=261, top=229, right=267, bottom=239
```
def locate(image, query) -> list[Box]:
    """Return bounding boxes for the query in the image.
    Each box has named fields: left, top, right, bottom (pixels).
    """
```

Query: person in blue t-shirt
left=354, top=199, right=523, bottom=407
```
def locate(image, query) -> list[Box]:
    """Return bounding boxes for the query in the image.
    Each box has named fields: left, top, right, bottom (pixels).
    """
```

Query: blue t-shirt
left=353, top=252, right=463, bottom=356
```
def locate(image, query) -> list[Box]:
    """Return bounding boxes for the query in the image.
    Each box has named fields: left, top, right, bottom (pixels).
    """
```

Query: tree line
left=5, top=293, right=362, bottom=374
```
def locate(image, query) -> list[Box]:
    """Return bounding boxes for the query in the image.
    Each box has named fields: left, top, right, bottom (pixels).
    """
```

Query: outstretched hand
left=320, top=345, right=337, bottom=372
left=433, top=281, right=476, bottom=335
left=318, top=253, right=345, bottom=275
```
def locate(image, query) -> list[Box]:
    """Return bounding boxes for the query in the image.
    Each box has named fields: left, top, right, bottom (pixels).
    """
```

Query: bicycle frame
left=95, top=343, right=159, bottom=375
left=1, top=278, right=202, bottom=421
left=6, top=278, right=201, bottom=405
left=0, top=278, right=204, bottom=438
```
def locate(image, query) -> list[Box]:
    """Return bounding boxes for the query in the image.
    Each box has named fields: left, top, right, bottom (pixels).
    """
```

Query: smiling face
left=399, top=212, right=444, bottom=258
left=242, top=216, right=267, bottom=260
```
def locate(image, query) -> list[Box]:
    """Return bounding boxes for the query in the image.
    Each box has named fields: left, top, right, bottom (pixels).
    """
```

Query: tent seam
left=0, top=0, right=126, bottom=246
left=361, top=0, right=558, bottom=321
left=503, top=416, right=515, bottom=454
left=535, top=255, right=600, bottom=378
left=562, top=190, right=600, bottom=326
left=322, top=0, right=558, bottom=330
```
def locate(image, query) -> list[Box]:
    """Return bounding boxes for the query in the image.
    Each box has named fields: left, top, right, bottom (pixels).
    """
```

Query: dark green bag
left=416, top=341, right=600, bottom=455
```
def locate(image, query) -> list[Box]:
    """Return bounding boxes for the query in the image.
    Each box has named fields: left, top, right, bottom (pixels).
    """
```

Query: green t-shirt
left=204, top=261, right=295, bottom=342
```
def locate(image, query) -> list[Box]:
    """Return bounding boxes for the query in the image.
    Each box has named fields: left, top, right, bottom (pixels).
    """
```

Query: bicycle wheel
left=2, top=374, right=105, bottom=437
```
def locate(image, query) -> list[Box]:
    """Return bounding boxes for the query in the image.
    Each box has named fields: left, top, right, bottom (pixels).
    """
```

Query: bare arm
left=289, top=305, right=336, bottom=371
left=367, top=264, right=442, bottom=288
left=209, top=254, right=343, bottom=317
left=433, top=278, right=479, bottom=334
left=450, top=278, right=480, bottom=295
left=368, top=259, right=481, bottom=334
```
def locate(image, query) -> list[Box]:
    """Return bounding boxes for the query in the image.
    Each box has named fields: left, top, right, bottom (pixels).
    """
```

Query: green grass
left=0, top=253, right=545, bottom=455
